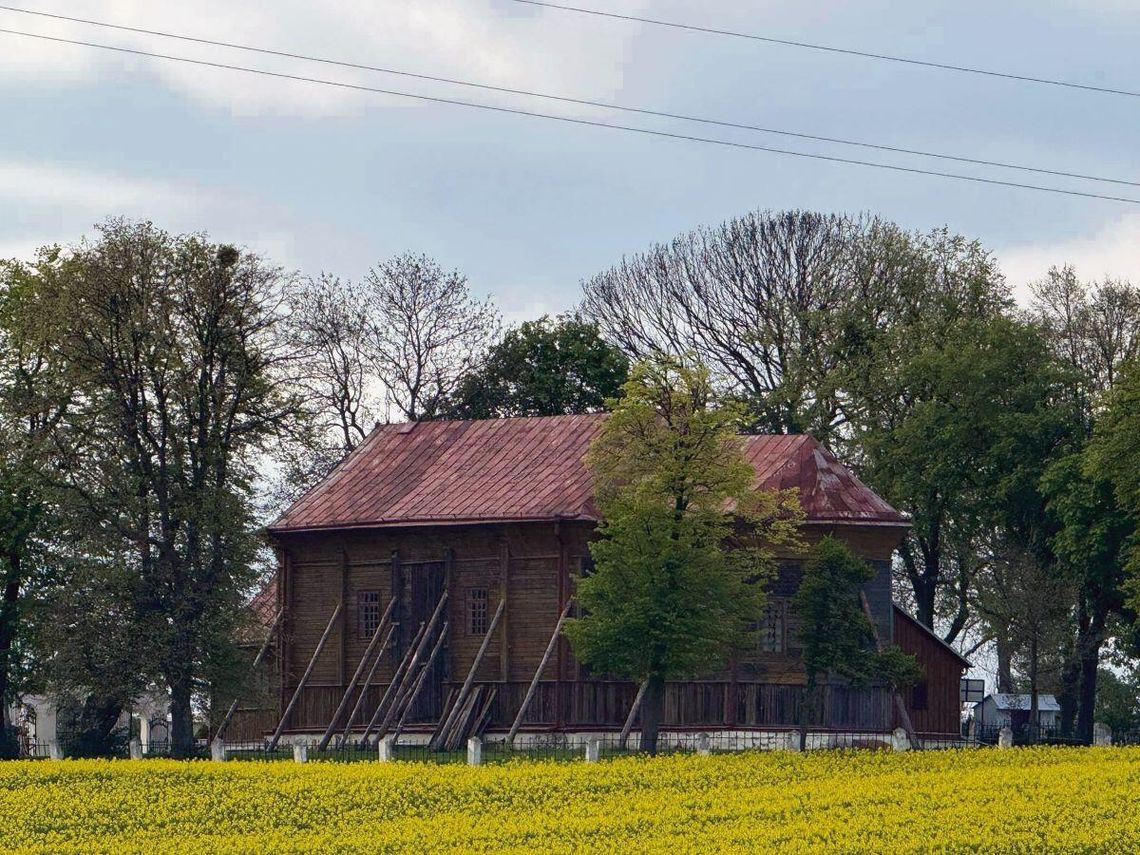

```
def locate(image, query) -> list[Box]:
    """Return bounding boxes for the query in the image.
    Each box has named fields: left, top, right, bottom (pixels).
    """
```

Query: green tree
left=0, top=250, right=73, bottom=757
left=792, top=537, right=921, bottom=741
left=848, top=315, right=1070, bottom=643
left=563, top=357, right=802, bottom=753
left=443, top=315, right=628, bottom=419
left=15, top=220, right=301, bottom=755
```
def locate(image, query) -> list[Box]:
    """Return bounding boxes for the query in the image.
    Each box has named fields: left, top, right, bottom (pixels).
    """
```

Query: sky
left=3, top=0, right=1140, bottom=321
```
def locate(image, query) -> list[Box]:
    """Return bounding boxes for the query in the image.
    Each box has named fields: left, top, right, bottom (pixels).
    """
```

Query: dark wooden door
left=401, top=562, right=447, bottom=722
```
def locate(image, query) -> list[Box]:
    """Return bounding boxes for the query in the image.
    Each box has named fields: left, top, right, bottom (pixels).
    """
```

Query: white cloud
left=0, top=0, right=646, bottom=117
left=0, top=160, right=200, bottom=215
left=999, top=213, right=1140, bottom=305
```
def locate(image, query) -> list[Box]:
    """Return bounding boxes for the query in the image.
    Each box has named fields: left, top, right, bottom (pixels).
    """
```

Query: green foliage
left=1084, top=359, right=1140, bottom=604
left=6, top=220, right=300, bottom=754
left=1094, top=667, right=1140, bottom=736
left=849, top=313, right=1075, bottom=638
left=792, top=537, right=921, bottom=690
left=444, top=314, right=628, bottom=419
left=563, top=357, right=802, bottom=684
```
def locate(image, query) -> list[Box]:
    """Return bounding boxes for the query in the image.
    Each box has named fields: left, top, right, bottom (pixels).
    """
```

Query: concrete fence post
left=997, top=726, right=1014, bottom=749
left=293, top=743, right=309, bottom=764
left=891, top=727, right=911, bottom=752
left=467, top=737, right=482, bottom=766
left=696, top=733, right=711, bottom=756
left=210, top=739, right=226, bottom=762
left=1094, top=722, right=1113, bottom=746
left=129, top=739, right=143, bottom=760
left=378, top=735, right=395, bottom=762
left=584, top=738, right=600, bottom=763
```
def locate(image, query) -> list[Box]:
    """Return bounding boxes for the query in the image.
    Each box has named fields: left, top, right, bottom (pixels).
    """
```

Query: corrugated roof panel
left=269, top=413, right=907, bottom=532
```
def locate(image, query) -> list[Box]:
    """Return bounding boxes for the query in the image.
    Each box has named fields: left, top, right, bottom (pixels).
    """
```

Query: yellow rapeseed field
left=1, top=747, right=1138, bottom=853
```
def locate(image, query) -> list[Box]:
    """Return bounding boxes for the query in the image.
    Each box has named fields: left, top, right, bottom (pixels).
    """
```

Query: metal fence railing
left=11, top=724, right=1127, bottom=762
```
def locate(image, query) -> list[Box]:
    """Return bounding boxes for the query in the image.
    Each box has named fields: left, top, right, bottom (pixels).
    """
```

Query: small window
left=760, top=599, right=785, bottom=654
left=357, top=590, right=381, bottom=640
left=467, top=588, right=489, bottom=636
left=912, top=681, right=929, bottom=711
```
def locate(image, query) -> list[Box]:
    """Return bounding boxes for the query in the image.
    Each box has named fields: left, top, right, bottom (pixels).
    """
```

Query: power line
left=509, top=0, right=1140, bottom=100
left=2, top=27, right=1138, bottom=206
left=0, top=4, right=1136, bottom=189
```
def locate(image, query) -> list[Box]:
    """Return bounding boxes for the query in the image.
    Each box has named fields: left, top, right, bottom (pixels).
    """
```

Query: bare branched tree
left=580, top=210, right=869, bottom=438
left=363, top=253, right=499, bottom=422
left=284, top=274, right=376, bottom=453
left=1029, top=266, right=1140, bottom=416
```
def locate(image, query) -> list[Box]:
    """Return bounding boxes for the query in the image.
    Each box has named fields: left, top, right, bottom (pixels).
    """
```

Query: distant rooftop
left=270, top=413, right=908, bottom=534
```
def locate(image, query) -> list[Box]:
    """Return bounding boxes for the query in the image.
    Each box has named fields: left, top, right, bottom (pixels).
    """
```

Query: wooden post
left=619, top=681, right=648, bottom=749
left=215, top=608, right=284, bottom=743
left=555, top=524, right=569, bottom=731
left=860, top=591, right=918, bottom=749
left=507, top=599, right=572, bottom=746
left=499, top=537, right=510, bottom=682
left=391, top=622, right=449, bottom=741
left=338, top=547, right=349, bottom=685
left=375, top=591, right=449, bottom=739
left=340, top=624, right=396, bottom=745
left=431, top=597, right=506, bottom=750
left=361, top=621, right=427, bottom=745
left=317, top=597, right=396, bottom=750
left=279, top=550, right=292, bottom=728
left=390, top=549, right=403, bottom=656
left=268, top=603, right=343, bottom=751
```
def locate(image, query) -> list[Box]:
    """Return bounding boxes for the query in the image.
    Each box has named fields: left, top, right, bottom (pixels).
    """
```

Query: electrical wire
left=2, top=26, right=1138, bottom=205
left=507, top=0, right=1140, bottom=99
left=0, top=4, right=1134, bottom=187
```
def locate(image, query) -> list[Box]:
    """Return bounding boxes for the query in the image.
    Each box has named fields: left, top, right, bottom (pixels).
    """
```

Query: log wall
left=258, top=519, right=915, bottom=735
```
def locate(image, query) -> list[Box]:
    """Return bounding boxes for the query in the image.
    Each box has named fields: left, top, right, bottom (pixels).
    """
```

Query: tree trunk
left=638, top=675, right=665, bottom=755
left=169, top=672, right=195, bottom=757
left=1075, top=626, right=1101, bottom=746
left=1028, top=636, right=1039, bottom=744
left=995, top=635, right=1014, bottom=694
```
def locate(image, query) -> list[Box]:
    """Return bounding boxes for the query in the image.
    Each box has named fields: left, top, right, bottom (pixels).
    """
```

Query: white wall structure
left=973, top=693, right=1061, bottom=730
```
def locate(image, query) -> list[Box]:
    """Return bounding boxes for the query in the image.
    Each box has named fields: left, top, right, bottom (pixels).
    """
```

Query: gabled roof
left=892, top=605, right=973, bottom=668
left=269, top=413, right=908, bottom=534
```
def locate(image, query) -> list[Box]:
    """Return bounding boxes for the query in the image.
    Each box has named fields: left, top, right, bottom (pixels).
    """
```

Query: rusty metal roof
left=269, top=414, right=907, bottom=534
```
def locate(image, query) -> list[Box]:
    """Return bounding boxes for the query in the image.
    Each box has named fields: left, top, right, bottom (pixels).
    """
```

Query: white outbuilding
left=973, top=693, right=1061, bottom=731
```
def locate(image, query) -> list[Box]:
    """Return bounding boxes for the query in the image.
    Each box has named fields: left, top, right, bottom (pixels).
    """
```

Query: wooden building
left=239, top=414, right=967, bottom=743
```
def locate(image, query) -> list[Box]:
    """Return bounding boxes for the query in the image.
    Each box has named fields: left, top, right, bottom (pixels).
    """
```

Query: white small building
left=973, top=693, right=1061, bottom=731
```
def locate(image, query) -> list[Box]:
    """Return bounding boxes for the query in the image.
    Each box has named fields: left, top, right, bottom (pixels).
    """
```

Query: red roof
left=269, top=414, right=907, bottom=534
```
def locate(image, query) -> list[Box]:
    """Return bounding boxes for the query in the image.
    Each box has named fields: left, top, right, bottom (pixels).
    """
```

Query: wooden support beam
left=375, top=590, right=449, bottom=739
left=215, top=608, right=284, bottom=743
left=339, top=623, right=395, bottom=746
left=268, top=602, right=343, bottom=751
left=338, top=547, right=349, bottom=685
left=361, top=620, right=426, bottom=745
left=499, top=537, right=510, bottom=682
left=317, top=596, right=396, bottom=750
left=619, top=681, right=648, bottom=750
left=391, top=621, right=449, bottom=741
left=508, top=599, right=572, bottom=746
left=860, top=591, right=918, bottom=749
left=430, top=596, right=505, bottom=750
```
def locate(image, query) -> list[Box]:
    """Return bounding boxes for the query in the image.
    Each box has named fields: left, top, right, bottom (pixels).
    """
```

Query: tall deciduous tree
left=19, top=220, right=301, bottom=755
left=363, top=253, right=499, bottom=421
left=0, top=251, right=71, bottom=756
left=847, top=315, right=1067, bottom=643
left=444, top=314, right=628, bottom=419
left=563, top=358, right=802, bottom=753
